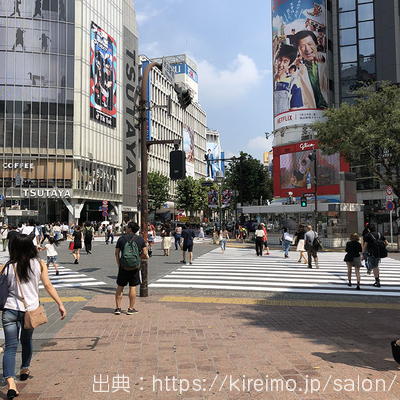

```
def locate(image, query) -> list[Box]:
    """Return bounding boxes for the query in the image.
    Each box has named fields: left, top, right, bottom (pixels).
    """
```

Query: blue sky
left=134, top=0, right=274, bottom=162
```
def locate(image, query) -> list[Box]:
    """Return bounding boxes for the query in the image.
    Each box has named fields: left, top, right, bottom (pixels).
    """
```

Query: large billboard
left=273, top=140, right=349, bottom=198
left=272, top=1, right=328, bottom=130
left=183, top=124, right=194, bottom=177
left=90, top=22, right=117, bottom=128
left=206, top=142, right=221, bottom=179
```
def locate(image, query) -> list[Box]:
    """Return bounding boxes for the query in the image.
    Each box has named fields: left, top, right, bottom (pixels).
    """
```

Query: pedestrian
left=304, top=225, right=319, bottom=268
left=105, top=223, right=113, bottom=245
left=161, top=222, right=171, bottom=256
left=198, top=226, right=205, bottom=241
left=1, top=224, right=9, bottom=251
left=212, top=225, right=218, bottom=244
left=235, top=223, right=241, bottom=241
left=82, top=221, right=94, bottom=254
left=174, top=224, right=182, bottom=250
left=261, top=223, right=270, bottom=255
left=181, top=222, right=195, bottom=264
left=71, top=225, right=82, bottom=264
left=147, top=224, right=155, bottom=257
left=52, top=222, right=61, bottom=241
left=344, top=233, right=362, bottom=289
left=241, top=226, right=248, bottom=243
left=114, top=222, right=147, bottom=315
left=254, top=224, right=265, bottom=256
left=41, top=222, right=50, bottom=245
left=6, top=226, right=19, bottom=253
left=361, top=223, right=388, bottom=288
left=61, top=222, right=69, bottom=241
left=21, top=220, right=40, bottom=249
left=360, top=223, right=371, bottom=275
left=281, top=227, right=293, bottom=258
left=39, top=236, right=60, bottom=275
left=220, top=226, right=229, bottom=254
left=295, top=224, right=307, bottom=263
left=1, top=234, right=66, bottom=399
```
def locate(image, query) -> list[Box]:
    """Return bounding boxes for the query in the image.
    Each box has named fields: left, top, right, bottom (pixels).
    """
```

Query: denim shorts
left=367, top=255, right=380, bottom=269
left=47, top=255, right=57, bottom=263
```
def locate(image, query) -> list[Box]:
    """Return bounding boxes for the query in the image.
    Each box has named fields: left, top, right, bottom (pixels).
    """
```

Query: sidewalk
left=3, top=294, right=400, bottom=399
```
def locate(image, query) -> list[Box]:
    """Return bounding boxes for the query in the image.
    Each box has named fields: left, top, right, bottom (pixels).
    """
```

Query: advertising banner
left=221, top=190, right=232, bottom=208
left=90, top=21, right=117, bottom=128
left=205, top=142, right=221, bottom=179
left=183, top=124, right=195, bottom=177
left=208, top=190, right=218, bottom=208
left=272, top=0, right=327, bottom=130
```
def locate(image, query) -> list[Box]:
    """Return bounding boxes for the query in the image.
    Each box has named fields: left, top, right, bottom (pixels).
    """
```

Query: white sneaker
left=316, top=263, right=319, bottom=269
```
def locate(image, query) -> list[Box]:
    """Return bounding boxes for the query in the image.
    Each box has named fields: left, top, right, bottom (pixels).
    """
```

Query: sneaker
left=356, top=285, right=360, bottom=290
left=189, top=262, right=192, bottom=265
left=367, top=269, right=371, bottom=275
left=56, top=270, right=59, bottom=276
left=126, top=308, right=138, bottom=315
left=180, top=260, right=186, bottom=263
left=315, top=263, right=319, bottom=269
left=373, top=281, right=381, bottom=287
left=266, top=252, right=270, bottom=255
left=74, top=259, right=78, bottom=264
left=114, top=308, right=121, bottom=315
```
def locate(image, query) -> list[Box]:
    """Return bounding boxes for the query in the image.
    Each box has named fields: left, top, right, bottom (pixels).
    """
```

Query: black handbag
left=344, top=253, right=353, bottom=262
left=0, top=263, right=10, bottom=310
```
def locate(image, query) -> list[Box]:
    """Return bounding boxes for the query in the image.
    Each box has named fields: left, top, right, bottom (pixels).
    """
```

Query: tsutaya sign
left=23, top=189, right=71, bottom=198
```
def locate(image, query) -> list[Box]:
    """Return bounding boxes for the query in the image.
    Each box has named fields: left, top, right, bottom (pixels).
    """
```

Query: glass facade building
left=0, top=0, right=140, bottom=224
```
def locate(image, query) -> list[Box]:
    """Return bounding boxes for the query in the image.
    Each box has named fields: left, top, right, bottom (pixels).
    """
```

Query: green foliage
left=148, top=171, right=170, bottom=215
left=176, top=176, right=210, bottom=214
left=224, top=152, right=274, bottom=204
left=313, top=81, right=400, bottom=197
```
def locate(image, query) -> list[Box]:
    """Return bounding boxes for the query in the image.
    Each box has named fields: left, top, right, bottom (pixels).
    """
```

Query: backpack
left=120, top=235, right=141, bottom=270
left=28, top=228, right=36, bottom=240
left=313, top=235, right=323, bottom=251
left=84, top=227, right=93, bottom=240
left=43, top=225, right=49, bottom=235
left=368, top=232, right=387, bottom=259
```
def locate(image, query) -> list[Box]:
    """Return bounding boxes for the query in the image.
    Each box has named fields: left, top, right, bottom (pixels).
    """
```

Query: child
left=40, top=236, right=60, bottom=275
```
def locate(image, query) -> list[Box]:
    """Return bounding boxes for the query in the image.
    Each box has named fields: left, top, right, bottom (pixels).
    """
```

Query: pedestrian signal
left=301, top=195, right=307, bottom=207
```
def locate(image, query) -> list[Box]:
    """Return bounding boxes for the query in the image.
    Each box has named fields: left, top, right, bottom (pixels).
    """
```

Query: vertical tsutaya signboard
left=272, top=1, right=328, bottom=130
left=205, top=142, right=221, bottom=180
left=90, top=22, right=117, bottom=128
left=183, top=124, right=195, bottom=177
left=122, top=26, right=139, bottom=209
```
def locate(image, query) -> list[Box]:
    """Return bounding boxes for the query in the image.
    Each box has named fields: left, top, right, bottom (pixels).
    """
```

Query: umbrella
left=281, top=219, right=298, bottom=231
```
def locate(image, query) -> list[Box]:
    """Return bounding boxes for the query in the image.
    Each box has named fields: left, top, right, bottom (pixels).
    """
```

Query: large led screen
left=272, top=0, right=328, bottom=130
left=280, top=149, right=340, bottom=189
left=90, top=21, right=117, bottom=128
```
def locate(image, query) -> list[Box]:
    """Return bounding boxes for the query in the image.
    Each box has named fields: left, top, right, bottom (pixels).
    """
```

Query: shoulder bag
left=0, top=263, right=10, bottom=310
left=13, top=264, right=48, bottom=329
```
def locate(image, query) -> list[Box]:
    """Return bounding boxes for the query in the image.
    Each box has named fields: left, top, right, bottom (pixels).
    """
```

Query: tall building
left=270, top=0, right=400, bottom=237
left=140, top=54, right=207, bottom=219
left=0, top=0, right=140, bottom=224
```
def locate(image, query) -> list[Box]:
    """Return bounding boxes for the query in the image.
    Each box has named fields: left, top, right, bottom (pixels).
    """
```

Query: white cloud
left=247, top=136, right=273, bottom=152
left=139, top=41, right=160, bottom=58
left=197, top=54, right=265, bottom=105
left=136, top=8, right=163, bottom=25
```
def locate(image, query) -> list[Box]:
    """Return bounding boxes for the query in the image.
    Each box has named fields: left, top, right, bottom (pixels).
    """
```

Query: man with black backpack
left=83, top=221, right=94, bottom=254
left=362, top=223, right=388, bottom=288
left=304, top=224, right=319, bottom=269
left=114, top=222, right=147, bottom=315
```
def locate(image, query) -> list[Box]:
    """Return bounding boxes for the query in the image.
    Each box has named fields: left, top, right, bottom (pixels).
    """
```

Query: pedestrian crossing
left=0, top=253, right=107, bottom=289
left=149, top=248, right=400, bottom=297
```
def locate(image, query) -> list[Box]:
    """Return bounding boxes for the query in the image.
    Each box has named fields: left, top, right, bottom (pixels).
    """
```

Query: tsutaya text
left=22, top=189, right=71, bottom=198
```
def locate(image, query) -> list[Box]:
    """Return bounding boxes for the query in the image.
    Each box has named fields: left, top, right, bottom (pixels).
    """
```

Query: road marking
left=40, top=296, right=88, bottom=302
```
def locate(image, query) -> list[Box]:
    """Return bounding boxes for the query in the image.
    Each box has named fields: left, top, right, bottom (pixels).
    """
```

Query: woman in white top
left=219, top=226, right=230, bottom=254
left=1, top=224, right=9, bottom=252
left=1, top=234, right=66, bottom=399
left=254, top=224, right=265, bottom=256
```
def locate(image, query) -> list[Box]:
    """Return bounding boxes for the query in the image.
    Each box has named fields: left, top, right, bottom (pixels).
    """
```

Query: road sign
left=98, top=206, right=103, bottom=211
left=386, top=186, right=393, bottom=196
left=0, top=195, right=4, bottom=201
left=387, top=201, right=394, bottom=211
left=307, top=183, right=311, bottom=189
left=102, top=206, right=108, bottom=212
left=386, top=195, right=394, bottom=202
left=102, top=200, right=108, bottom=206
left=162, top=57, right=175, bottom=86
left=102, top=211, right=108, bottom=217
left=306, top=172, right=311, bottom=184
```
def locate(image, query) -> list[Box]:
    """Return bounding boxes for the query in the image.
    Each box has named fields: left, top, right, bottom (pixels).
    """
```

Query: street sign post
left=102, top=200, right=108, bottom=206
left=387, top=201, right=394, bottom=211
left=102, top=211, right=108, bottom=217
left=386, top=186, right=393, bottom=196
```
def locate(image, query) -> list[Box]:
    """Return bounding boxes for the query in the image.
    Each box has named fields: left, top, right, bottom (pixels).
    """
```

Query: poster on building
left=183, top=124, right=195, bottom=177
left=208, top=190, right=218, bottom=208
left=280, top=148, right=340, bottom=189
left=205, top=142, right=221, bottom=179
left=90, top=21, right=117, bottom=128
left=272, top=1, right=327, bottom=130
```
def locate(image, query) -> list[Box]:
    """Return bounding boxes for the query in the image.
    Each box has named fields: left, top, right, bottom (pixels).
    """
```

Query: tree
left=224, top=152, right=274, bottom=205
left=148, top=171, right=170, bottom=216
left=313, top=82, right=400, bottom=197
left=176, top=176, right=208, bottom=215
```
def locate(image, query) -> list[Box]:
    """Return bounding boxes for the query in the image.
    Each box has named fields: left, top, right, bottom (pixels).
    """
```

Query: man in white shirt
left=21, top=219, right=40, bottom=247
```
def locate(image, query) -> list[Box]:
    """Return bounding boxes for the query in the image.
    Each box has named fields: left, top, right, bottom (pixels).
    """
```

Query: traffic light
left=175, top=84, right=192, bottom=110
left=170, top=150, right=186, bottom=180
left=301, top=195, right=307, bottom=207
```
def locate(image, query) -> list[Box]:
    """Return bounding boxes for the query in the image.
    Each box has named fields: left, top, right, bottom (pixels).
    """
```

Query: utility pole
left=309, top=150, right=318, bottom=233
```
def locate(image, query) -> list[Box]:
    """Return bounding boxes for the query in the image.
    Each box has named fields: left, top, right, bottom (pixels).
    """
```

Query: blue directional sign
left=306, top=172, right=311, bottom=184
left=0, top=195, right=4, bottom=201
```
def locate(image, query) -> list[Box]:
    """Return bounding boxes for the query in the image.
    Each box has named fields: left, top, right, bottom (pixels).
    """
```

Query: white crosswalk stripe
left=149, top=248, right=400, bottom=296
left=0, top=253, right=106, bottom=289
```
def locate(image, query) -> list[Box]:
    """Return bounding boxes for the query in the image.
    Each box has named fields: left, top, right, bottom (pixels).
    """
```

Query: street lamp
left=308, top=150, right=318, bottom=233
left=214, top=170, right=224, bottom=228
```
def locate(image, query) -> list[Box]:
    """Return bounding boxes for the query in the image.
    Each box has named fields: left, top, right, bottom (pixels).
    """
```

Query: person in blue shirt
left=180, top=223, right=195, bottom=265
left=274, top=44, right=303, bottom=116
